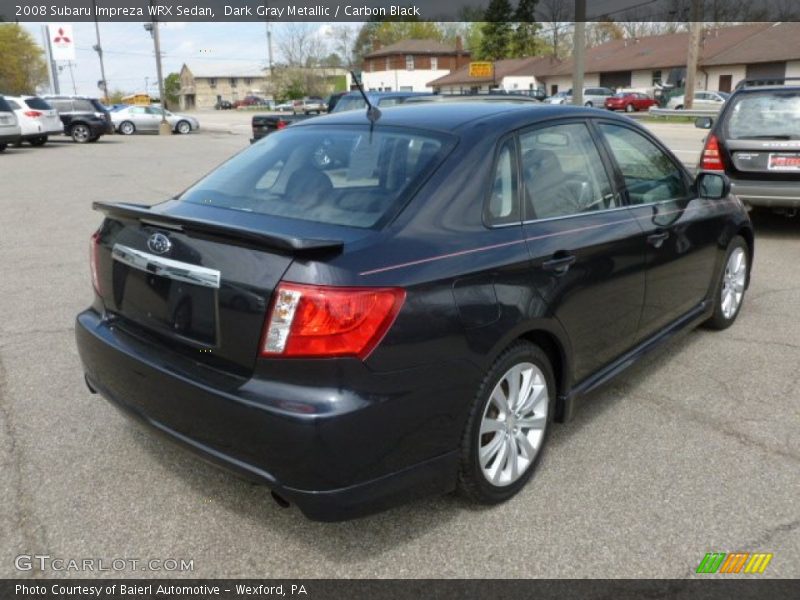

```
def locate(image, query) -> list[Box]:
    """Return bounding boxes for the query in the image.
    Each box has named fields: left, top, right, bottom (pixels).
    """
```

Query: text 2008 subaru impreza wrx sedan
left=76, top=103, right=753, bottom=521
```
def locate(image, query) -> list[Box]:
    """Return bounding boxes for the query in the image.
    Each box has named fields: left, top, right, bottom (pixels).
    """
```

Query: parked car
left=548, top=87, right=614, bottom=107
left=214, top=100, right=233, bottom=110
left=44, top=95, right=113, bottom=143
left=234, top=96, right=268, bottom=109
left=250, top=113, right=305, bottom=143
left=0, top=96, right=22, bottom=152
left=331, top=91, right=428, bottom=113
left=77, top=103, right=753, bottom=521
left=293, top=97, right=326, bottom=115
left=604, top=92, right=658, bottom=113
left=111, top=105, right=199, bottom=135
left=275, top=101, right=294, bottom=112
left=325, top=91, right=348, bottom=113
left=404, top=94, right=539, bottom=105
left=695, top=78, right=800, bottom=215
left=4, top=95, right=63, bottom=146
left=668, top=90, right=729, bottom=110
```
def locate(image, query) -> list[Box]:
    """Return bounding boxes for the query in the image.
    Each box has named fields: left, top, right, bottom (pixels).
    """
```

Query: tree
left=0, top=24, right=48, bottom=95
left=539, top=0, right=573, bottom=58
left=586, top=21, right=624, bottom=47
left=480, top=0, right=514, bottom=61
left=164, top=73, right=180, bottom=109
left=511, top=0, right=542, bottom=57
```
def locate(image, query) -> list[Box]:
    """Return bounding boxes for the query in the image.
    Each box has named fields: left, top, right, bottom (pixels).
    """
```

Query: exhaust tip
left=271, top=490, right=290, bottom=509
left=84, top=375, right=98, bottom=394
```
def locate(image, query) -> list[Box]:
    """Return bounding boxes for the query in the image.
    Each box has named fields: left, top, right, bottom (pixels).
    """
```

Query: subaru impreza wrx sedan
left=76, top=103, right=753, bottom=520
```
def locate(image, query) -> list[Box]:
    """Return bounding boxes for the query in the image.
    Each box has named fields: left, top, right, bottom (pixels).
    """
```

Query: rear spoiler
left=93, top=202, right=344, bottom=254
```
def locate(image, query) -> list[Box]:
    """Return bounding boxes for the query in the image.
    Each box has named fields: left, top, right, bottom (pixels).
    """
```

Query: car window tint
left=599, top=123, right=688, bottom=204
left=180, top=126, right=451, bottom=229
left=49, top=100, right=71, bottom=112
left=24, top=97, right=51, bottom=110
left=486, top=139, right=519, bottom=225
left=73, top=99, right=95, bottom=112
left=377, top=98, right=403, bottom=107
left=7, top=99, right=21, bottom=110
left=520, top=123, right=615, bottom=220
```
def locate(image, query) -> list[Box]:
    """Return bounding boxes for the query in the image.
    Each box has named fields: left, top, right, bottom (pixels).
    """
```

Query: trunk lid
left=92, top=201, right=351, bottom=375
left=725, top=138, right=800, bottom=179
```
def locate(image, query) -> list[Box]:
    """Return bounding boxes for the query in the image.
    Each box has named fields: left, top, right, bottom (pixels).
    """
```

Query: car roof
left=293, top=102, right=627, bottom=133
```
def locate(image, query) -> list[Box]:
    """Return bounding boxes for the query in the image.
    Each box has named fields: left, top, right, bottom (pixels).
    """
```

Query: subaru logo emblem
left=147, top=233, right=172, bottom=255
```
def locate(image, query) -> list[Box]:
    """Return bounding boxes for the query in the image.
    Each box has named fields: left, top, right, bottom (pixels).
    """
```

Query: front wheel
left=176, top=120, right=191, bottom=134
left=458, top=342, right=554, bottom=504
left=70, top=124, right=91, bottom=143
left=675, top=105, right=684, bottom=110
left=0, top=143, right=6, bottom=153
left=119, top=121, right=136, bottom=135
left=584, top=101, right=593, bottom=107
left=705, top=236, right=749, bottom=330
left=625, top=103, right=635, bottom=112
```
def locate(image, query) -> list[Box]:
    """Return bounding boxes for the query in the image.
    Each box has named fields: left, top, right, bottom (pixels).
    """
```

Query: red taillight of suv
left=261, top=283, right=405, bottom=359
left=90, top=232, right=102, bottom=295
left=700, top=134, right=725, bottom=171
left=24, top=110, right=43, bottom=118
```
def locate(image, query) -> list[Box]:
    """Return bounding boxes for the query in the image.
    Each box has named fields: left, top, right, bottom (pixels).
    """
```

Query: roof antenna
left=350, top=70, right=381, bottom=126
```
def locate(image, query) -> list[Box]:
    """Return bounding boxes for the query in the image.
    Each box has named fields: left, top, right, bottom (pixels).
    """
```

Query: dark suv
left=44, top=96, right=113, bottom=143
left=696, top=78, right=800, bottom=216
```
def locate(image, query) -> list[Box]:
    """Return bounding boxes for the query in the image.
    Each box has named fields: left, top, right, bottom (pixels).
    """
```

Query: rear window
left=24, top=97, right=52, bottom=110
left=6, top=99, right=21, bottom=110
left=725, top=91, right=800, bottom=139
left=0, top=97, right=12, bottom=112
left=179, top=125, right=453, bottom=228
left=332, top=96, right=366, bottom=113
left=72, top=98, right=98, bottom=112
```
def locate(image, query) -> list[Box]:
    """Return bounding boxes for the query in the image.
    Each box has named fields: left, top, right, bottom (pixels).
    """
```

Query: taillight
left=23, top=110, right=43, bottom=118
left=700, top=134, right=725, bottom=171
left=261, top=283, right=405, bottom=359
left=276, top=120, right=288, bottom=130
left=90, top=232, right=102, bottom=295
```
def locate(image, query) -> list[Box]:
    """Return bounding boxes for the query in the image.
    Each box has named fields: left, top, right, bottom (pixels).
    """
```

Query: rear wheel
left=119, top=121, right=135, bottom=135
left=0, top=143, right=6, bottom=153
left=30, top=136, right=48, bottom=146
left=70, top=123, right=91, bottom=143
left=584, top=101, right=593, bottom=107
left=176, top=120, right=191, bottom=134
left=675, top=104, right=684, bottom=110
left=705, top=236, right=749, bottom=330
left=625, top=103, right=635, bottom=112
left=458, top=342, right=554, bottom=504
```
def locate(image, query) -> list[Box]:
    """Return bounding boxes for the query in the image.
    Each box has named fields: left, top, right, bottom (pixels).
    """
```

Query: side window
left=7, top=100, right=20, bottom=110
left=520, top=123, right=615, bottom=220
left=599, top=123, right=688, bottom=205
left=485, top=139, right=519, bottom=225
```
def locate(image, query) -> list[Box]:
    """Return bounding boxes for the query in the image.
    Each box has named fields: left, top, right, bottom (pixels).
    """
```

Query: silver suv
left=548, top=87, right=615, bottom=108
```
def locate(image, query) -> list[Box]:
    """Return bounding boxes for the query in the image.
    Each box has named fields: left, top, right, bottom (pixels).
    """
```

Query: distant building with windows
left=178, top=64, right=268, bottom=110
left=361, top=39, right=471, bottom=92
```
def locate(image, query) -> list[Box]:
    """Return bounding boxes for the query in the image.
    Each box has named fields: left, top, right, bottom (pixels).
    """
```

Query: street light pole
left=93, top=1, right=109, bottom=101
left=572, top=0, right=586, bottom=106
left=145, top=6, right=170, bottom=135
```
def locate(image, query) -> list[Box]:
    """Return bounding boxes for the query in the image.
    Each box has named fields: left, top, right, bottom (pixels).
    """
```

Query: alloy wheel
left=72, top=125, right=90, bottom=143
left=479, top=362, right=548, bottom=487
left=177, top=121, right=190, bottom=134
left=721, top=247, right=746, bottom=319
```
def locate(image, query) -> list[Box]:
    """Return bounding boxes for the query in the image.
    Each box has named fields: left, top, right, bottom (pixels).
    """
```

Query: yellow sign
left=469, top=62, right=494, bottom=78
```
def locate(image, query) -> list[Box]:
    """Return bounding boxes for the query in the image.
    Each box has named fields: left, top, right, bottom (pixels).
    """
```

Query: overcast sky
left=20, top=22, right=357, bottom=97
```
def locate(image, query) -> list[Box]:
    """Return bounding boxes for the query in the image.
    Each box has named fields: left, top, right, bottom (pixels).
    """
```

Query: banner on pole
left=48, top=24, right=76, bottom=61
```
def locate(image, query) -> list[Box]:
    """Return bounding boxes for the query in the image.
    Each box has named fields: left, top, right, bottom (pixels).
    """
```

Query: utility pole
left=93, top=1, right=109, bottom=101
left=145, top=5, right=170, bottom=135
left=572, top=0, right=586, bottom=106
left=42, top=25, right=60, bottom=94
left=684, top=0, right=703, bottom=109
left=266, top=21, right=274, bottom=75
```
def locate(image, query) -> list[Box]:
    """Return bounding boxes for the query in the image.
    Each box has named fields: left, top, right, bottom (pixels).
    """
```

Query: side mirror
left=695, top=116, right=713, bottom=129
left=696, top=172, right=730, bottom=199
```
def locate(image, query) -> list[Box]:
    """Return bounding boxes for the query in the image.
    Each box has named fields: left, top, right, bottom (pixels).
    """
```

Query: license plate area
left=768, top=153, right=800, bottom=171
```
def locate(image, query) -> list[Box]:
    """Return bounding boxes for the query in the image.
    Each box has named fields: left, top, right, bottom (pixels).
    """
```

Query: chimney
left=455, top=36, right=463, bottom=52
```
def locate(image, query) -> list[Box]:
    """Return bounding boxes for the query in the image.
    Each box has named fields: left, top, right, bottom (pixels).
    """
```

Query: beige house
left=179, top=64, right=269, bottom=110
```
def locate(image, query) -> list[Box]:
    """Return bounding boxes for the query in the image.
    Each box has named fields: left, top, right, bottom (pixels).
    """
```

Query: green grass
left=639, top=115, right=698, bottom=124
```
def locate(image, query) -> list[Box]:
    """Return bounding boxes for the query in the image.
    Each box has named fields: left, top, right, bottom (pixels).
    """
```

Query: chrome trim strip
left=112, top=244, right=221, bottom=289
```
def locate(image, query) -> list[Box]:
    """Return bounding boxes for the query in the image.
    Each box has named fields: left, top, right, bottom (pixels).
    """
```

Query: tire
left=0, top=144, right=6, bottom=153
left=458, top=341, right=555, bottom=504
left=675, top=105, right=684, bottom=110
left=70, top=123, right=91, bottom=143
left=584, top=101, right=593, bottom=107
left=119, top=121, right=136, bottom=135
left=625, top=103, right=635, bottom=113
left=704, top=236, right=749, bottom=330
left=87, top=136, right=100, bottom=143
left=29, top=136, right=48, bottom=146
left=176, top=120, right=191, bottom=134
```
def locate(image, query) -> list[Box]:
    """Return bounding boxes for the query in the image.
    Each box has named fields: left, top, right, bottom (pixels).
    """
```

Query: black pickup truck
left=250, top=113, right=312, bottom=143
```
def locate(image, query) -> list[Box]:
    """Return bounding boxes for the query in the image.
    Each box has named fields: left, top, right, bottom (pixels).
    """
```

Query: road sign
left=48, top=24, right=75, bottom=61
left=469, top=62, right=494, bottom=78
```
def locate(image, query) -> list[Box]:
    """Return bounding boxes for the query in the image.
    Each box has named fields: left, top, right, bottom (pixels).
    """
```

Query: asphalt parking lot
left=1, top=125, right=798, bottom=579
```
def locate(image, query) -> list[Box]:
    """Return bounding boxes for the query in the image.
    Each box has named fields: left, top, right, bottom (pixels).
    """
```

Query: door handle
left=647, top=231, right=669, bottom=248
left=542, top=254, right=576, bottom=274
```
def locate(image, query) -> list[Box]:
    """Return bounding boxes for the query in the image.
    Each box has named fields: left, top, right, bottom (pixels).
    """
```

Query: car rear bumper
left=730, top=179, right=800, bottom=208
left=75, top=309, right=465, bottom=521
